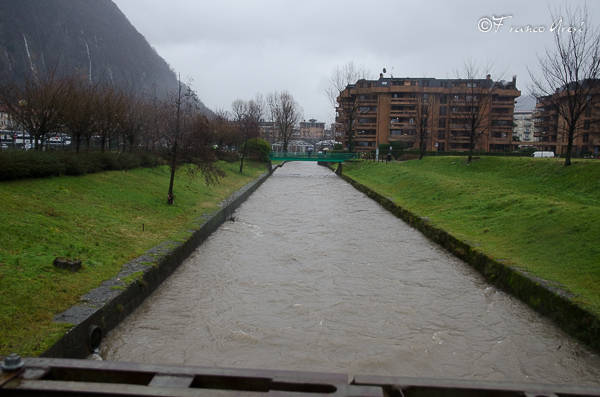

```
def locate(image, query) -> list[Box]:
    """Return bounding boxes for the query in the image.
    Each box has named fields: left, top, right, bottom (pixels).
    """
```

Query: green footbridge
left=269, top=152, right=355, bottom=163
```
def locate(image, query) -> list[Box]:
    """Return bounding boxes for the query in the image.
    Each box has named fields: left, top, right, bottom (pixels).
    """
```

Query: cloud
left=113, top=0, right=600, bottom=123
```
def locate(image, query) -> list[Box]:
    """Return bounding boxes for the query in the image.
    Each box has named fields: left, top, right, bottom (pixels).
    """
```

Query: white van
left=533, top=151, right=555, bottom=158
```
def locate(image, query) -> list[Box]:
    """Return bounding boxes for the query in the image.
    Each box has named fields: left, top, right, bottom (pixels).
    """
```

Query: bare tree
left=211, top=109, right=239, bottom=150
left=166, top=78, right=222, bottom=205
left=267, top=90, right=301, bottom=152
left=530, top=5, right=600, bottom=166
left=117, top=94, right=151, bottom=153
left=232, top=95, right=264, bottom=173
left=93, top=85, right=125, bottom=152
left=326, top=62, right=368, bottom=152
left=0, top=71, right=68, bottom=150
left=458, top=61, right=494, bottom=164
left=415, top=93, right=431, bottom=160
left=60, top=76, right=97, bottom=152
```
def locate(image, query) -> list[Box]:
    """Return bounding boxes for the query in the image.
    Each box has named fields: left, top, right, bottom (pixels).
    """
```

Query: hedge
left=0, top=151, right=162, bottom=181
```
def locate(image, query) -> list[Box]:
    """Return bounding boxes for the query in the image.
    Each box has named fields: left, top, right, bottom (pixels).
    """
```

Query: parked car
left=533, top=151, right=555, bottom=158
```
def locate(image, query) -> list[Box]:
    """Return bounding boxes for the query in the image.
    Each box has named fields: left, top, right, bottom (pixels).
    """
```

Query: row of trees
left=228, top=91, right=302, bottom=172
left=0, top=68, right=307, bottom=201
left=0, top=73, right=252, bottom=157
left=328, top=5, right=600, bottom=166
left=0, top=72, right=256, bottom=203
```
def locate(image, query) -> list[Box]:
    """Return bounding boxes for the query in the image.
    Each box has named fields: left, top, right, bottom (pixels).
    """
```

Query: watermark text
left=477, top=15, right=585, bottom=34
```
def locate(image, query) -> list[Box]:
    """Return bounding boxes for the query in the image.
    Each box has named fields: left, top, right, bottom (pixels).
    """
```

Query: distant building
left=534, top=79, right=600, bottom=156
left=271, top=140, right=314, bottom=152
left=336, top=75, right=520, bottom=152
left=513, top=95, right=536, bottom=145
left=259, top=121, right=277, bottom=143
left=259, top=121, right=303, bottom=145
left=299, top=119, right=325, bottom=139
left=0, top=109, right=16, bottom=131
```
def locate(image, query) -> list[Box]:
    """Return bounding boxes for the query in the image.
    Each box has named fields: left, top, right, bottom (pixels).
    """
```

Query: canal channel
left=101, top=162, right=600, bottom=385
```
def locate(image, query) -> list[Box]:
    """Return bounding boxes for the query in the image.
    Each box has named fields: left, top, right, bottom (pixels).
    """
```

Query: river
left=101, top=162, right=600, bottom=385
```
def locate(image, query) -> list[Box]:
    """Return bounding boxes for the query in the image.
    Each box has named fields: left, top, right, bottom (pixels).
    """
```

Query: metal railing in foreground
left=2, top=356, right=600, bottom=396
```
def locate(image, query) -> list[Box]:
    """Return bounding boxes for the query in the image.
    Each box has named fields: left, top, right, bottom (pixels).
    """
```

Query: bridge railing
left=3, top=357, right=600, bottom=396
left=269, top=152, right=356, bottom=162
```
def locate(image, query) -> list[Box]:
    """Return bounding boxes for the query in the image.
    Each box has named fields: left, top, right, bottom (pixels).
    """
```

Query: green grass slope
left=0, top=161, right=265, bottom=356
left=345, top=157, right=600, bottom=315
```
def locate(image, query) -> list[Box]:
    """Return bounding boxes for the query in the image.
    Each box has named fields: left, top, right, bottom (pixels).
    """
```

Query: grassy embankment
left=0, top=161, right=266, bottom=356
left=344, top=157, right=600, bottom=315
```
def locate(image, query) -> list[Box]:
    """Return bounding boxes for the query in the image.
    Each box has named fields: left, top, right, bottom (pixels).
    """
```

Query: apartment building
left=513, top=95, right=536, bottom=145
left=299, top=119, right=325, bottom=140
left=534, top=80, right=600, bottom=156
left=335, top=75, right=520, bottom=153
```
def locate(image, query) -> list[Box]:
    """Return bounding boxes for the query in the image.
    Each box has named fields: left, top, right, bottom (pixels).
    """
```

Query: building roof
left=514, top=95, right=536, bottom=112
left=346, top=75, right=518, bottom=90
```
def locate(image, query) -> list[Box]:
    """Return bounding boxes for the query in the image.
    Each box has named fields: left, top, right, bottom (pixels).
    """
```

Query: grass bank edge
left=0, top=161, right=267, bottom=356
left=342, top=157, right=600, bottom=316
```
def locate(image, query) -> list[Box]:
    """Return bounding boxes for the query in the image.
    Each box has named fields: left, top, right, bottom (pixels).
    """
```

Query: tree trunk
left=564, top=125, right=575, bottom=166
left=467, top=131, right=474, bottom=164
left=167, top=143, right=177, bottom=205
left=167, top=79, right=182, bottom=205
left=239, top=134, right=247, bottom=174
left=347, top=121, right=354, bottom=152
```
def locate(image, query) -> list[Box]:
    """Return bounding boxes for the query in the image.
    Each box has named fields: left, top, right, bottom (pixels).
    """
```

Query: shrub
left=244, top=138, right=271, bottom=162
left=215, top=150, right=239, bottom=163
left=0, top=151, right=162, bottom=181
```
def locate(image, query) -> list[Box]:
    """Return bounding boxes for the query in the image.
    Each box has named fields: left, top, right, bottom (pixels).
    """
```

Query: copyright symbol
left=478, top=17, right=493, bottom=32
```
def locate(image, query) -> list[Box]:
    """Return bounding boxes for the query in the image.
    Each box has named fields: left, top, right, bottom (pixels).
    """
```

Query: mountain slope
left=0, top=0, right=211, bottom=113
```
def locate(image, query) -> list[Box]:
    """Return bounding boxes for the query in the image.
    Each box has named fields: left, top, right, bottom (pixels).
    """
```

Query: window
left=584, top=120, right=590, bottom=130
left=439, top=106, right=447, bottom=116
left=358, top=118, right=376, bottom=124
left=440, top=95, right=447, bottom=104
left=357, top=129, right=375, bottom=136
left=439, top=119, right=446, bottom=128
left=583, top=133, right=589, bottom=143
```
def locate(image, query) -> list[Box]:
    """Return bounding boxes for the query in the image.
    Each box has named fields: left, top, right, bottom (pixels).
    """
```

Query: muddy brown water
left=102, top=162, right=600, bottom=385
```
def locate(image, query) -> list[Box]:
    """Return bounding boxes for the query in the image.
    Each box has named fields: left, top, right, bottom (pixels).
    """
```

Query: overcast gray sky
left=112, top=0, right=598, bottom=124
